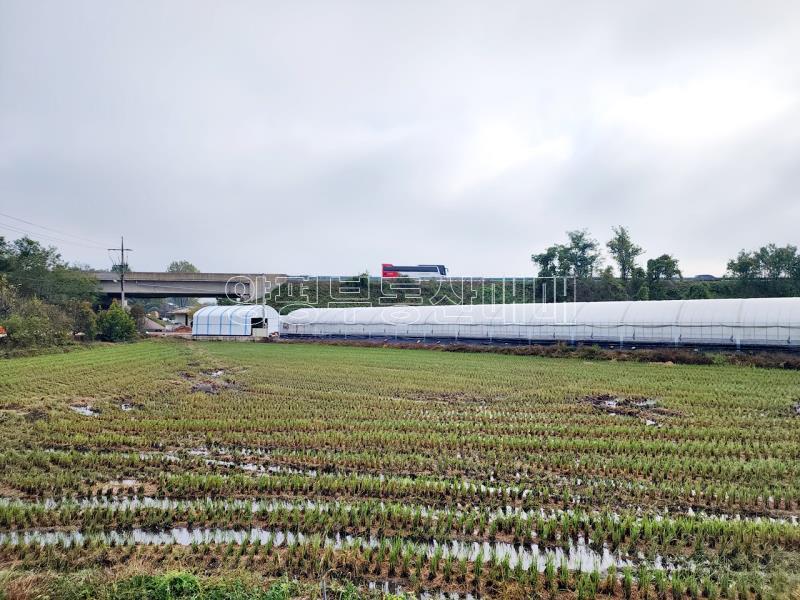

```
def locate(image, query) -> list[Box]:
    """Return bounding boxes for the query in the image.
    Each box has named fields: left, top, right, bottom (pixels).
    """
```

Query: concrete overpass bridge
left=92, top=272, right=286, bottom=300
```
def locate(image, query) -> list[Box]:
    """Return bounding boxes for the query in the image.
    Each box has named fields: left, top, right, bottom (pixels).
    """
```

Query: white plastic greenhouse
left=192, top=305, right=280, bottom=338
left=280, top=297, right=800, bottom=348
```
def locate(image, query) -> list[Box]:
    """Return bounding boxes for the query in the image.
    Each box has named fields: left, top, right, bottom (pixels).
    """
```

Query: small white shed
left=192, top=305, right=280, bottom=338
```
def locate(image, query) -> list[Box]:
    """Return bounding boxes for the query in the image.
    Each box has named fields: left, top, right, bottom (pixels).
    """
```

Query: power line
left=0, top=220, right=108, bottom=251
left=0, top=211, right=107, bottom=247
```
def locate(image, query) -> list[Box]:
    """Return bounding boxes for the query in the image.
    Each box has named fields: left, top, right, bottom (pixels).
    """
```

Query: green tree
left=167, top=260, right=199, bottom=273
left=97, top=301, right=137, bottom=342
left=67, top=300, right=98, bottom=339
left=597, top=266, right=628, bottom=300
left=726, top=244, right=800, bottom=296
left=167, top=260, right=200, bottom=307
left=646, top=255, right=682, bottom=300
left=792, top=255, right=800, bottom=281
left=0, top=236, right=97, bottom=306
left=727, top=244, right=798, bottom=280
left=726, top=250, right=760, bottom=280
left=647, top=254, right=682, bottom=282
left=565, top=229, right=601, bottom=278
left=0, top=274, right=76, bottom=351
left=757, top=244, right=797, bottom=279
left=129, top=303, right=147, bottom=333
left=606, top=226, right=643, bottom=280
left=531, top=246, right=563, bottom=277
left=635, top=284, right=650, bottom=300
left=0, top=274, right=17, bottom=317
left=531, top=230, right=600, bottom=279
left=685, top=283, right=712, bottom=299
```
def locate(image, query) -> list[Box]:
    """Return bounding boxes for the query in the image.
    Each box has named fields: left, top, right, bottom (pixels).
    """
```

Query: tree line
left=0, top=236, right=137, bottom=353
left=530, top=227, right=800, bottom=301
left=2, top=230, right=799, bottom=352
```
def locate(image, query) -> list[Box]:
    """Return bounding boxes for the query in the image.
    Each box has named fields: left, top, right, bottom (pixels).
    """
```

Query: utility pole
left=108, top=236, right=133, bottom=309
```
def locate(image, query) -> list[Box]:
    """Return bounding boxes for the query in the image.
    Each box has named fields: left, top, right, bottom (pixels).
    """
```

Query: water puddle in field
left=191, top=382, right=220, bottom=394
left=187, top=445, right=268, bottom=457
left=0, top=497, right=332, bottom=514
left=120, top=403, right=136, bottom=412
left=577, top=394, right=681, bottom=425
left=419, top=592, right=476, bottom=600
left=111, top=479, right=138, bottom=488
left=190, top=379, right=237, bottom=394
left=201, top=457, right=317, bottom=476
left=0, top=527, right=647, bottom=573
left=139, top=451, right=181, bottom=463
left=367, top=581, right=477, bottom=600
left=181, top=447, right=317, bottom=476
left=69, top=405, right=98, bottom=417
left=634, top=399, right=659, bottom=408
left=5, top=492, right=796, bottom=528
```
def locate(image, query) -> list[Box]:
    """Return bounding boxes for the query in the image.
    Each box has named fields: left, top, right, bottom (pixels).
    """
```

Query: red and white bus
left=382, top=264, right=448, bottom=279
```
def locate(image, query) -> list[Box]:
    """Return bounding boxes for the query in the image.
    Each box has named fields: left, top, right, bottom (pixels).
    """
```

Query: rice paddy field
left=0, top=339, right=799, bottom=599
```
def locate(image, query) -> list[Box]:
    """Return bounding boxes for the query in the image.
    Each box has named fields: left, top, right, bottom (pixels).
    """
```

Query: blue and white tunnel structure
left=279, top=298, right=800, bottom=349
left=192, top=305, right=281, bottom=338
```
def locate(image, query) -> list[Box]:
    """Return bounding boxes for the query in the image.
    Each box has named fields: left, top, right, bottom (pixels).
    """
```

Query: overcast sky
left=1, top=1, right=799, bottom=277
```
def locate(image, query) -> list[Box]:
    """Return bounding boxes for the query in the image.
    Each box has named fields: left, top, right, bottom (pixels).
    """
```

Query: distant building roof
left=143, top=318, right=165, bottom=331
left=692, top=274, right=718, bottom=281
left=165, top=307, right=195, bottom=316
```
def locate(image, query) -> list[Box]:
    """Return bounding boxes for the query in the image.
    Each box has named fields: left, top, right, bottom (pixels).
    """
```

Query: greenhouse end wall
left=193, top=305, right=280, bottom=337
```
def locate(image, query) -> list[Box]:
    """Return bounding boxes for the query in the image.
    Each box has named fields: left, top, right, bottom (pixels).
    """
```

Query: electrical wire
left=0, top=211, right=107, bottom=247
left=110, top=280, right=255, bottom=294
left=0, top=220, right=107, bottom=251
left=6, top=273, right=241, bottom=295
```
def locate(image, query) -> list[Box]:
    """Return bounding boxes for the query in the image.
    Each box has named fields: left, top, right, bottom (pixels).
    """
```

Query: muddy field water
left=2, top=496, right=796, bottom=526
left=0, top=526, right=674, bottom=574
left=2, top=340, right=798, bottom=598
left=367, top=580, right=479, bottom=600
left=576, top=394, right=681, bottom=427
left=68, top=405, right=98, bottom=417
left=19, top=444, right=799, bottom=521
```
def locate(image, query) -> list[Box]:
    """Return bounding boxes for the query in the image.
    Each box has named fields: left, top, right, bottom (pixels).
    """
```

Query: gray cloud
left=1, top=0, right=799, bottom=276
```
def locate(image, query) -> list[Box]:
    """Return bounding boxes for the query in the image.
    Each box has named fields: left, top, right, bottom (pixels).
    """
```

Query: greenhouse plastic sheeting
left=192, top=305, right=280, bottom=336
left=279, top=298, right=800, bottom=347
